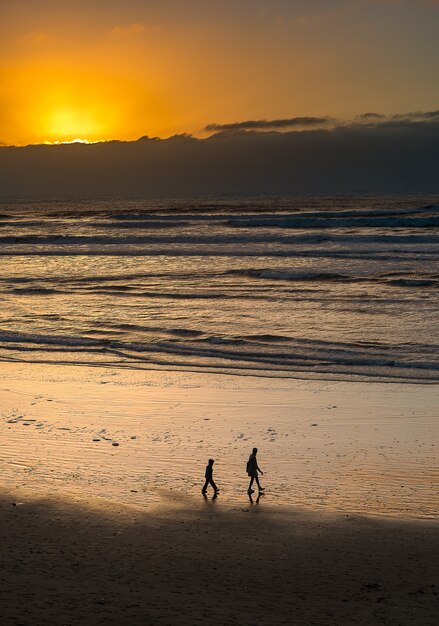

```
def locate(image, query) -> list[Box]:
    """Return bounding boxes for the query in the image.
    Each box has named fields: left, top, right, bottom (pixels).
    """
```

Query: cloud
left=390, top=110, right=439, bottom=121
left=355, top=110, right=439, bottom=127
left=356, top=112, right=386, bottom=120
left=17, top=31, right=50, bottom=44
left=110, top=22, right=146, bottom=37
left=204, top=116, right=335, bottom=133
left=0, top=110, right=437, bottom=197
left=205, top=110, right=439, bottom=136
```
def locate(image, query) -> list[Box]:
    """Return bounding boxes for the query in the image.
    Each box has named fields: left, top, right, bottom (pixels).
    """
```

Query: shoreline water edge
left=1, top=194, right=439, bottom=383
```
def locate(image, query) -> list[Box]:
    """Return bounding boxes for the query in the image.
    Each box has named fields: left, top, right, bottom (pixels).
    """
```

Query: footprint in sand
left=267, top=426, right=278, bottom=442
left=237, top=433, right=249, bottom=441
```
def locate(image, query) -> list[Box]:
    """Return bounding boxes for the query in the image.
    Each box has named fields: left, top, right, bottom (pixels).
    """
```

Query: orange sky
left=1, top=0, right=438, bottom=145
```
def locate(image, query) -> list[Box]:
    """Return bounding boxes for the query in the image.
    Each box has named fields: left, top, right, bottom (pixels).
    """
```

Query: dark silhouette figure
left=202, top=459, right=219, bottom=496
left=247, top=447, right=264, bottom=494
left=248, top=492, right=261, bottom=505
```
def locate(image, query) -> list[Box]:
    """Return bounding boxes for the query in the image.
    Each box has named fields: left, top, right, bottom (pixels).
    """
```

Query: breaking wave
left=1, top=193, right=438, bottom=383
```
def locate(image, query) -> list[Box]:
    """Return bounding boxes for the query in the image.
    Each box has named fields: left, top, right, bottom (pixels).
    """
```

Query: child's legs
left=209, top=478, right=218, bottom=492
left=202, top=479, right=209, bottom=493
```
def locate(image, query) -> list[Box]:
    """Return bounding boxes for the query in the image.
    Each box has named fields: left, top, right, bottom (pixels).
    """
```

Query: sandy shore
left=0, top=362, right=437, bottom=518
left=0, top=485, right=438, bottom=625
left=0, top=362, right=438, bottom=624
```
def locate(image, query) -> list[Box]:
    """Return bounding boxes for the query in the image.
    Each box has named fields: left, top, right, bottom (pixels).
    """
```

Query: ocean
left=1, top=194, right=438, bottom=383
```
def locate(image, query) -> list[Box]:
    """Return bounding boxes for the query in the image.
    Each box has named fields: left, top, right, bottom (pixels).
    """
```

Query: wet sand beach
left=1, top=362, right=437, bottom=518
left=0, top=362, right=438, bottom=624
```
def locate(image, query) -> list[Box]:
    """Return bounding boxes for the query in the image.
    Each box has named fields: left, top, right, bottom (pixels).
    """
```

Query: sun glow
left=38, top=92, right=116, bottom=143
left=1, top=62, right=171, bottom=145
left=1, top=62, right=134, bottom=145
left=47, top=108, right=103, bottom=141
left=43, top=138, right=100, bottom=145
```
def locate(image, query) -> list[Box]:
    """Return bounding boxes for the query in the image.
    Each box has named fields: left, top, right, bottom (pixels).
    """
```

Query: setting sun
left=24, top=69, right=124, bottom=144
left=1, top=1, right=436, bottom=147
left=43, top=138, right=97, bottom=145
left=46, top=108, right=103, bottom=143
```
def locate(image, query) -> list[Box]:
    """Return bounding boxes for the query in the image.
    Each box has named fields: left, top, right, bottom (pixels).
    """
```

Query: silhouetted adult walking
left=202, top=458, right=219, bottom=496
left=247, top=447, right=264, bottom=494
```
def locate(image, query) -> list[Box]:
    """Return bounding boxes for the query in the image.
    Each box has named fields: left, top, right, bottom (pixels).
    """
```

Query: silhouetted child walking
left=202, top=458, right=219, bottom=495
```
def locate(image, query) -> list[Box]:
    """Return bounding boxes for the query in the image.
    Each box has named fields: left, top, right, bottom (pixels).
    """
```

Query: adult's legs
left=255, top=476, right=264, bottom=491
left=203, top=478, right=218, bottom=494
left=248, top=476, right=255, bottom=492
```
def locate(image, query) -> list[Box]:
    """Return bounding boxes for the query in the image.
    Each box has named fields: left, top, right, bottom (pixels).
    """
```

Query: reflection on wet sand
left=0, top=363, right=437, bottom=519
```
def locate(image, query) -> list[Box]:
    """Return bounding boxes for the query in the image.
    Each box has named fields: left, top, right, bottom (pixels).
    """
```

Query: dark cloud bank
left=0, top=114, right=438, bottom=197
left=204, top=116, right=335, bottom=132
